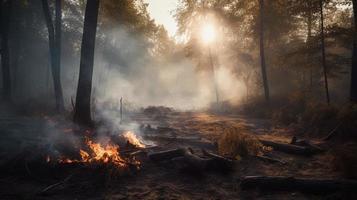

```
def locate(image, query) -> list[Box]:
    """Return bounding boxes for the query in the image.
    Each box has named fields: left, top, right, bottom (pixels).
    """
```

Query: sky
left=144, top=0, right=179, bottom=37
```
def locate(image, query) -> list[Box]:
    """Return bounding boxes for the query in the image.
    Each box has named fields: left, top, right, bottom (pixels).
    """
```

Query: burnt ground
left=0, top=105, right=356, bottom=200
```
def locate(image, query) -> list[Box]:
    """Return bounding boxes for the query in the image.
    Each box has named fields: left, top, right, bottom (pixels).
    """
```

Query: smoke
left=90, top=28, right=245, bottom=112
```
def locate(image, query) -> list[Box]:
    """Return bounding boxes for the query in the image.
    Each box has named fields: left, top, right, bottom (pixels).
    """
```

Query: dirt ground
left=0, top=106, right=355, bottom=200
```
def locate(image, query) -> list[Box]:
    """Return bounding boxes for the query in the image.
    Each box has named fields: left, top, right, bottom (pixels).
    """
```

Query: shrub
left=218, top=127, right=262, bottom=158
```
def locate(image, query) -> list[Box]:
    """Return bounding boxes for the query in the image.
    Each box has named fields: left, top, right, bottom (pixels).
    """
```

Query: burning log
left=259, top=139, right=317, bottom=156
left=240, top=176, right=357, bottom=193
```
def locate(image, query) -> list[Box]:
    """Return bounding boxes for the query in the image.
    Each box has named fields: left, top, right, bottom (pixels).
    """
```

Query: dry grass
left=218, top=127, right=263, bottom=158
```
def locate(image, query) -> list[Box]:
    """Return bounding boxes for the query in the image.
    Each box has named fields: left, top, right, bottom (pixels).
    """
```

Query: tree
left=1, top=0, right=12, bottom=101
left=259, top=0, right=270, bottom=102
left=73, top=0, right=100, bottom=126
left=41, top=0, right=65, bottom=111
left=319, top=0, right=330, bottom=104
left=351, top=0, right=357, bottom=102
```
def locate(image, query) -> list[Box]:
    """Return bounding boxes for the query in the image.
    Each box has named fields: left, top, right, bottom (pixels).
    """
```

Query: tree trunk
left=1, top=0, right=12, bottom=101
left=307, top=0, right=313, bottom=90
left=41, top=0, right=65, bottom=112
left=259, top=0, right=270, bottom=103
left=73, top=0, right=100, bottom=126
left=54, top=0, right=64, bottom=111
left=319, top=0, right=330, bottom=105
left=351, top=0, right=357, bottom=102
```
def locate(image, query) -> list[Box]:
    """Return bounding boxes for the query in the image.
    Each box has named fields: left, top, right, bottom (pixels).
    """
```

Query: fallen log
left=202, top=149, right=235, bottom=170
left=290, top=137, right=324, bottom=153
left=240, top=176, right=357, bottom=193
left=174, top=149, right=210, bottom=171
left=253, top=155, right=286, bottom=165
left=148, top=148, right=186, bottom=161
left=149, top=148, right=234, bottom=172
left=259, top=140, right=315, bottom=156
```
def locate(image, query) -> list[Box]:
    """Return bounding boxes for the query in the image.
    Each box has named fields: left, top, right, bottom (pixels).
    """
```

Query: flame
left=59, top=139, right=127, bottom=167
left=123, top=131, right=145, bottom=148
left=46, top=155, right=51, bottom=163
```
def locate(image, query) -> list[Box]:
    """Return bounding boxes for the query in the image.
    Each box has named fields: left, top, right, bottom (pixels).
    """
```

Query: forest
left=1, top=0, right=357, bottom=199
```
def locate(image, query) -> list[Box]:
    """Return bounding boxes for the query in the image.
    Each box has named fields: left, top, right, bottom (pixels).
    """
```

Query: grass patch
left=218, top=127, right=263, bottom=158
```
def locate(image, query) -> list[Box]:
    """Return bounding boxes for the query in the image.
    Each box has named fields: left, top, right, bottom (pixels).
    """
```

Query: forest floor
left=0, top=105, right=355, bottom=200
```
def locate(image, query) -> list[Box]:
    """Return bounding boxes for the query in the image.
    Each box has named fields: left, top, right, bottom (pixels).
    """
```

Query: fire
left=123, top=131, right=145, bottom=148
left=59, top=138, right=127, bottom=167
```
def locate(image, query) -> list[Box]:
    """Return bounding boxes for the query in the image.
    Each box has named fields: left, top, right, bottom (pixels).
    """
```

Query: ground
left=0, top=105, right=354, bottom=200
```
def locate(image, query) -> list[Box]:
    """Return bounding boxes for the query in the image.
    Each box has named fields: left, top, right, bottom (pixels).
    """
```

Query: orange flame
left=59, top=139, right=127, bottom=167
left=123, top=131, right=145, bottom=148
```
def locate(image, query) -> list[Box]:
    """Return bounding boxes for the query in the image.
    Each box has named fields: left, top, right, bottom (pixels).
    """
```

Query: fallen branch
left=259, top=139, right=315, bottom=156
left=148, top=148, right=186, bottom=161
left=240, top=176, right=357, bottom=193
left=290, top=137, right=324, bottom=153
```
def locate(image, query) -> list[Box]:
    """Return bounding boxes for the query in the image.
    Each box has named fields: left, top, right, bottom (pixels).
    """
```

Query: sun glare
left=201, top=23, right=216, bottom=44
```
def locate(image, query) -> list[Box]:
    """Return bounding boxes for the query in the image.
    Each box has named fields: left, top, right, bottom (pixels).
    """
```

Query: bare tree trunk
left=307, top=0, right=313, bottom=90
left=259, top=0, right=270, bottom=102
left=41, top=0, right=65, bottom=112
left=319, top=0, right=330, bottom=105
left=351, top=0, right=357, bottom=102
left=73, top=0, right=100, bottom=126
left=1, top=0, right=12, bottom=101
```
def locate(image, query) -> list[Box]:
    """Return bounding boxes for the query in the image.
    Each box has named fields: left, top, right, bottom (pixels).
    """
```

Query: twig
left=39, top=174, right=74, bottom=195
left=323, top=122, right=342, bottom=141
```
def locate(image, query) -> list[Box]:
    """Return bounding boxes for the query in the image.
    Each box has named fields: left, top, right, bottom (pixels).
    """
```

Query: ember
left=123, top=131, right=145, bottom=148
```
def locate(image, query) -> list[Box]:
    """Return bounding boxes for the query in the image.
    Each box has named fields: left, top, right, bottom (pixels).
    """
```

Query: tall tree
left=41, top=0, right=65, bottom=112
left=351, top=0, right=357, bottom=102
left=259, top=0, right=270, bottom=102
left=74, top=0, right=100, bottom=126
left=319, top=0, right=330, bottom=104
left=1, top=0, right=12, bottom=101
